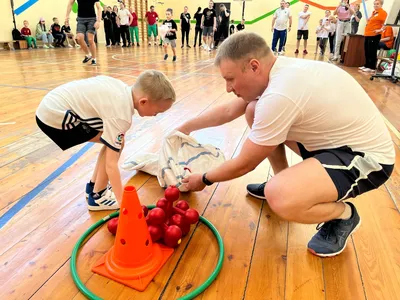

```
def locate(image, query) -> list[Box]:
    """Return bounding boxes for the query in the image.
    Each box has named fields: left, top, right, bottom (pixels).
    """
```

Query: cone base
left=92, top=243, right=174, bottom=292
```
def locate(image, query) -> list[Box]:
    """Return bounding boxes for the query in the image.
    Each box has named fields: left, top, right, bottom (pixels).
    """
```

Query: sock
left=92, top=188, right=107, bottom=199
left=338, top=203, right=352, bottom=220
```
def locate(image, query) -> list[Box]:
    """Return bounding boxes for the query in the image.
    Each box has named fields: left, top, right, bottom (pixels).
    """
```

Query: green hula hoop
left=70, top=205, right=224, bottom=300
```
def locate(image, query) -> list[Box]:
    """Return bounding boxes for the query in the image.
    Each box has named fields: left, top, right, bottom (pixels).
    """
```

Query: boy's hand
left=176, top=124, right=191, bottom=135
left=105, top=147, right=123, bottom=205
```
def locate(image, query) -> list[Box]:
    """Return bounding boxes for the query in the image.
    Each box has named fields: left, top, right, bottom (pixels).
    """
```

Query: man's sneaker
left=295, top=49, right=299, bottom=54
left=82, top=55, right=92, bottom=63
left=91, top=59, right=97, bottom=66
left=246, top=182, right=266, bottom=200
left=88, top=188, right=119, bottom=211
left=308, top=202, right=361, bottom=257
left=173, top=56, right=177, bottom=62
left=164, top=54, right=168, bottom=60
left=303, top=49, right=308, bottom=54
left=358, top=66, right=366, bottom=70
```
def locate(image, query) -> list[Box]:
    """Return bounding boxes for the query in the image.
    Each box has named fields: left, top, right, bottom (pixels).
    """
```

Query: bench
left=0, top=40, right=29, bottom=50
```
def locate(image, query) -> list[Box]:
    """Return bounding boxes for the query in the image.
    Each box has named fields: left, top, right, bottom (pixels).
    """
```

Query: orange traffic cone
left=92, top=186, right=174, bottom=291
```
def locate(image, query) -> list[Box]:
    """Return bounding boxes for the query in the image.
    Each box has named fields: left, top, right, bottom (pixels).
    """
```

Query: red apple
left=165, top=185, right=180, bottom=202
left=164, top=225, right=182, bottom=248
left=107, top=218, right=119, bottom=235
left=175, top=200, right=190, bottom=211
left=147, top=208, right=166, bottom=225
left=148, top=225, right=163, bottom=242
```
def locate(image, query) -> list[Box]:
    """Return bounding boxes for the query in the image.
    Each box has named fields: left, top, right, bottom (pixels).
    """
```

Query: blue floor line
left=0, top=143, right=95, bottom=229
left=0, top=84, right=50, bottom=91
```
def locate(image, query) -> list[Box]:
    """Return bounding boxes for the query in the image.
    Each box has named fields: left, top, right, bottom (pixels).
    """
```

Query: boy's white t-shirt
left=298, top=11, right=311, bottom=30
left=248, top=57, right=395, bottom=165
left=36, top=75, right=134, bottom=152
left=317, top=25, right=330, bottom=38
left=119, top=8, right=131, bottom=25
left=274, top=8, right=291, bottom=31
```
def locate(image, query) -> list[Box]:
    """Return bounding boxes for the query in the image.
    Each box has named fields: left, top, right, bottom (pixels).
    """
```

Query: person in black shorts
left=295, top=4, right=311, bottom=54
left=201, top=1, right=217, bottom=51
left=214, top=4, right=230, bottom=48
left=66, top=0, right=102, bottom=65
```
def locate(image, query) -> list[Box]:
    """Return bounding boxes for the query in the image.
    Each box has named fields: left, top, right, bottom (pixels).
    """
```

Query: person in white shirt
left=315, top=19, right=331, bottom=55
left=295, top=4, right=311, bottom=54
left=271, top=0, right=292, bottom=55
left=36, top=71, right=176, bottom=211
left=282, top=1, right=291, bottom=52
left=177, top=32, right=394, bottom=258
left=328, top=17, right=337, bottom=56
left=118, top=2, right=133, bottom=47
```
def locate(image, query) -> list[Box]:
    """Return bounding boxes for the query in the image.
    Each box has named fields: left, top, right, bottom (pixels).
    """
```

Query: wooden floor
left=0, top=44, right=399, bottom=300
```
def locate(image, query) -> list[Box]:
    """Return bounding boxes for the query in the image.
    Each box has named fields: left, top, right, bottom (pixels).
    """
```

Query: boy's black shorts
left=36, top=116, right=100, bottom=151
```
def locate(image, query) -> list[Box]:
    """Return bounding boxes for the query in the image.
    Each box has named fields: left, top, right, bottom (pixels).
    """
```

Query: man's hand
left=94, top=21, right=100, bottom=29
left=214, top=26, right=217, bottom=32
left=271, top=28, right=274, bottom=32
left=182, top=174, right=206, bottom=191
left=288, top=26, right=291, bottom=32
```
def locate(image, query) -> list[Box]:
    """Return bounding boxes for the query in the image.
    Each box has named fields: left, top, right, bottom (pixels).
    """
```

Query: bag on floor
left=122, top=131, right=226, bottom=192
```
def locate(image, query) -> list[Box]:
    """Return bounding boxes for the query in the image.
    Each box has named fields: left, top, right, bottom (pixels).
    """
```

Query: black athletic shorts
left=297, top=30, right=309, bottom=40
left=36, top=116, right=100, bottom=151
left=297, top=143, right=394, bottom=201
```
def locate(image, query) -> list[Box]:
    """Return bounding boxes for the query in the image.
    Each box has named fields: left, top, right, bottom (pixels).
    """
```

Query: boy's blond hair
left=134, top=70, right=176, bottom=102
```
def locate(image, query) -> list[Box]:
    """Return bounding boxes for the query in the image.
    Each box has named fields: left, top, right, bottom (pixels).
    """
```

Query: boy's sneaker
left=91, top=59, right=97, bottom=66
left=303, top=49, right=308, bottom=54
left=82, top=55, right=92, bottom=63
left=43, top=44, right=49, bottom=49
left=246, top=182, right=267, bottom=200
left=85, top=182, right=95, bottom=199
left=164, top=54, right=168, bottom=60
left=88, top=188, right=119, bottom=211
left=295, top=49, right=299, bottom=54
left=173, top=56, right=177, bottom=62
left=308, top=202, right=361, bottom=257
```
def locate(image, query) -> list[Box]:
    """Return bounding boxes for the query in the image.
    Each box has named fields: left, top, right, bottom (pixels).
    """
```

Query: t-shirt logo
left=115, top=133, right=124, bottom=146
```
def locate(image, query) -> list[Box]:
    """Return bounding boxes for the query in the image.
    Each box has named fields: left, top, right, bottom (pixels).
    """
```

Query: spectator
left=118, top=2, right=132, bottom=47
left=193, top=6, right=203, bottom=47
left=180, top=6, right=191, bottom=48
left=35, top=18, right=54, bottom=48
left=102, top=5, right=113, bottom=47
left=214, top=4, right=230, bottom=48
left=331, top=0, right=354, bottom=62
left=237, top=19, right=245, bottom=32
left=351, top=4, right=362, bottom=34
left=230, top=20, right=235, bottom=35
left=201, top=1, right=217, bottom=51
left=111, top=5, right=120, bottom=46
left=129, top=7, right=140, bottom=46
left=62, top=19, right=78, bottom=48
left=315, top=19, right=330, bottom=55
left=21, top=20, right=37, bottom=49
left=282, top=1, right=291, bottom=51
left=379, top=25, right=394, bottom=50
left=328, top=16, right=337, bottom=57
left=163, top=8, right=178, bottom=61
left=145, top=5, right=159, bottom=45
left=271, top=0, right=292, bottom=55
left=51, top=17, right=66, bottom=47
left=359, top=0, right=387, bottom=73
left=295, top=4, right=311, bottom=54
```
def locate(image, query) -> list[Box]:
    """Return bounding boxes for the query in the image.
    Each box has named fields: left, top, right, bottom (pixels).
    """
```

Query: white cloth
left=274, top=8, right=291, bottom=31
left=248, top=57, right=395, bottom=165
left=122, top=131, right=226, bottom=191
left=317, top=24, right=330, bottom=38
left=36, top=75, right=134, bottom=151
left=119, top=9, right=131, bottom=25
left=298, top=11, right=311, bottom=30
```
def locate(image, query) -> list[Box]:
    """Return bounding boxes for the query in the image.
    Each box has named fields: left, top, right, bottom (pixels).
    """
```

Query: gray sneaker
left=308, top=202, right=361, bottom=257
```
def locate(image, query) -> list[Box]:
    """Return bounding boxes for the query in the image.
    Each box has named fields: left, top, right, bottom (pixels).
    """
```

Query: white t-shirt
left=298, top=11, right=311, bottom=30
left=248, top=57, right=395, bottom=165
left=317, top=24, right=330, bottom=38
left=119, top=8, right=131, bottom=25
left=274, top=8, right=291, bottom=31
left=36, top=76, right=134, bottom=152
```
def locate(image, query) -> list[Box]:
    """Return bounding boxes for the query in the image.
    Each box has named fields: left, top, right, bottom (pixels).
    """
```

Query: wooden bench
left=0, top=40, right=29, bottom=50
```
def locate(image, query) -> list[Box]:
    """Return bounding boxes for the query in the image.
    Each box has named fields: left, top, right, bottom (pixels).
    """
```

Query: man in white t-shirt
left=177, top=32, right=395, bottom=258
left=118, top=2, right=133, bottom=47
left=271, top=0, right=292, bottom=55
left=295, top=4, right=311, bottom=54
left=35, top=71, right=175, bottom=211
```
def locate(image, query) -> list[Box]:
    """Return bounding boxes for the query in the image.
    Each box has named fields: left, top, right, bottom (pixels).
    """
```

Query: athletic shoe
left=82, top=55, right=92, bottom=63
left=181, top=45, right=184, bottom=48
left=358, top=66, right=366, bottom=70
left=278, top=51, right=284, bottom=56
left=85, top=182, right=94, bottom=199
left=91, top=59, right=97, bottom=66
left=173, top=56, right=177, bottom=62
left=164, top=54, right=168, bottom=60
left=246, top=182, right=266, bottom=200
left=295, top=49, right=299, bottom=54
left=49, top=45, right=54, bottom=48
left=88, top=188, right=119, bottom=211
left=362, top=68, right=373, bottom=72
left=187, top=45, right=191, bottom=48
left=307, top=202, right=361, bottom=257
left=303, top=49, right=308, bottom=54
left=137, top=43, right=140, bottom=46
left=68, top=44, right=73, bottom=48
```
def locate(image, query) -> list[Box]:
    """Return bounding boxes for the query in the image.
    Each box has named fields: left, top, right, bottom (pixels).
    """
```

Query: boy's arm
left=65, top=0, right=75, bottom=22
left=176, top=97, right=249, bottom=135
left=105, top=148, right=123, bottom=204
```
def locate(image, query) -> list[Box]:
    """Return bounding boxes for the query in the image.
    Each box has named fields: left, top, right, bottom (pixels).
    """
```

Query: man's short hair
left=134, top=70, right=176, bottom=103
left=215, top=32, right=272, bottom=67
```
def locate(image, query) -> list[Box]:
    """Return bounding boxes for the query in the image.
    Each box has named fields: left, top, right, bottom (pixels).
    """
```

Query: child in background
left=35, top=70, right=176, bottom=211
left=162, top=8, right=178, bottom=61
left=62, top=20, right=78, bottom=48
left=229, top=20, right=235, bottom=35
left=236, top=19, right=245, bottom=32
left=21, top=20, right=37, bottom=49
left=315, top=19, right=330, bottom=55
left=51, top=17, right=66, bottom=47
left=129, top=7, right=140, bottom=47
left=328, top=17, right=337, bottom=57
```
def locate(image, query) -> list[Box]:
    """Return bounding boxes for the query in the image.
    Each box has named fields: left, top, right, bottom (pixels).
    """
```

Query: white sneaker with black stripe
left=88, top=187, right=119, bottom=211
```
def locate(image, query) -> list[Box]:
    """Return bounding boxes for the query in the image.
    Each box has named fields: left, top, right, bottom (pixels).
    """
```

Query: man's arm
left=182, top=138, right=276, bottom=191
left=201, top=14, right=204, bottom=28
left=304, top=14, right=311, bottom=26
left=176, top=97, right=248, bottom=135
left=65, top=0, right=75, bottom=22
left=213, top=16, right=217, bottom=31
left=271, top=15, right=277, bottom=32
left=94, top=2, right=101, bottom=29
left=105, top=148, right=123, bottom=204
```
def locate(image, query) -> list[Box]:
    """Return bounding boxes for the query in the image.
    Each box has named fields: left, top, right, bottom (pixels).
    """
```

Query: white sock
left=338, top=203, right=352, bottom=220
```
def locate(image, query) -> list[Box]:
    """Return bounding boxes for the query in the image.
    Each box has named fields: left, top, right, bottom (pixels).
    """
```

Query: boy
left=229, top=20, right=235, bottom=35
left=51, top=17, right=66, bottom=47
left=163, top=8, right=178, bottom=61
left=21, top=20, right=37, bottom=49
left=145, top=5, right=159, bottom=45
left=236, top=19, right=245, bottom=32
left=35, top=71, right=176, bottom=211
left=317, top=19, right=330, bottom=55
left=62, top=20, right=78, bottom=48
